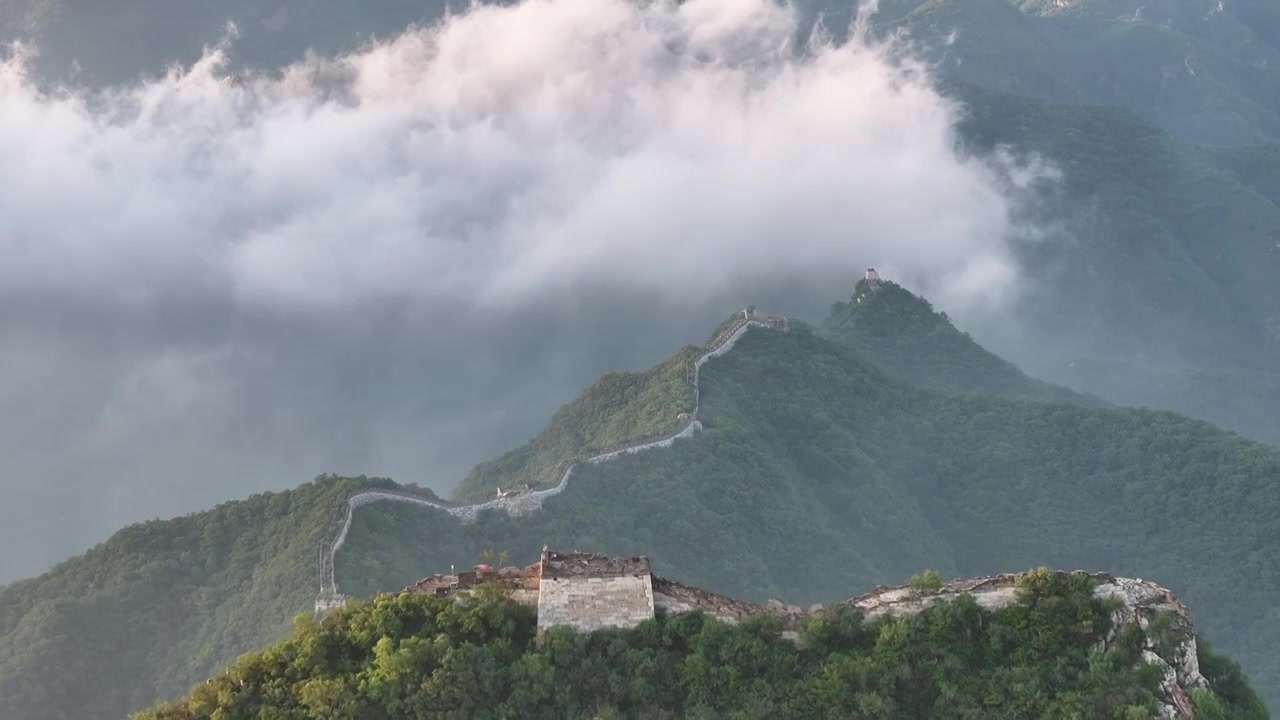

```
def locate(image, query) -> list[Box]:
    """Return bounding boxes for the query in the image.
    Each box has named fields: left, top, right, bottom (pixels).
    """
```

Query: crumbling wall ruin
left=536, top=549, right=656, bottom=633
left=396, top=550, right=1209, bottom=720
left=651, top=577, right=762, bottom=625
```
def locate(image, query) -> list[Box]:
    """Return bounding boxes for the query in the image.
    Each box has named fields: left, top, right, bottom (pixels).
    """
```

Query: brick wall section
left=400, top=550, right=1206, bottom=719
left=537, top=575, right=656, bottom=633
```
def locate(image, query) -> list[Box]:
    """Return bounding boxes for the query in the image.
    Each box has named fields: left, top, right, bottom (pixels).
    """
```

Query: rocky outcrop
left=840, top=572, right=1208, bottom=719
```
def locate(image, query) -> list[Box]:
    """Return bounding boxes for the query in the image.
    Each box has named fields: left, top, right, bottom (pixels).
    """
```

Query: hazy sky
left=0, top=0, right=1049, bottom=582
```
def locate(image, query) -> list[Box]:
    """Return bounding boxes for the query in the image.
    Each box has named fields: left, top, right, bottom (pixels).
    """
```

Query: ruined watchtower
left=535, top=546, right=655, bottom=633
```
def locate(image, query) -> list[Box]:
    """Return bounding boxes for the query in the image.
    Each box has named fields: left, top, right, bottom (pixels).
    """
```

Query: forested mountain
left=950, top=81, right=1280, bottom=450
left=826, top=277, right=1102, bottom=404
left=3, top=282, right=1279, bottom=719
left=6, top=2, right=1280, bottom=718
left=133, top=576, right=1267, bottom=719
left=16, top=0, right=1279, bottom=453
left=0, top=475, right=408, bottom=720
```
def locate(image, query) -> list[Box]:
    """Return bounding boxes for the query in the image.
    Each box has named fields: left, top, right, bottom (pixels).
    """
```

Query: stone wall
left=537, top=575, right=656, bottom=633
left=313, top=592, right=348, bottom=615
left=397, top=550, right=1209, bottom=718
left=320, top=312, right=786, bottom=608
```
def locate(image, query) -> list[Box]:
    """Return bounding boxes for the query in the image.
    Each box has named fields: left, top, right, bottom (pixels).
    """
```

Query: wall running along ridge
left=316, top=313, right=784, bottom=609
left=405, top=552, right=1210, bottom=720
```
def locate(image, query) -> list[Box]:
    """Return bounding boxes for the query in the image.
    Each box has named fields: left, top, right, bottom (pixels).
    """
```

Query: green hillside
left=133, top=577, right=1265, bottom=720
left=5, top=284, right=1280, bottom=718
left=826, top=278, right=1101, bottom=405
left=875, top=0, right=1280, bottom=145
left=950, top=81, right=1280, bottom=448
left=0, top=475, right=423, bottom=720
left=334, top=320, right=1280, bottom=709
left=451, top=343, right=700, bottom=502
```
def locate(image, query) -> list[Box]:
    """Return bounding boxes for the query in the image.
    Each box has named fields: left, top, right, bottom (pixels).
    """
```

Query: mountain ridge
left=827, top=276, right=1105, bottom=405
left=5, top=279, right=1280, bottom=719
left=317, top=310, right=789, bottom=612
left=139, top=552, right=1260, bottom=720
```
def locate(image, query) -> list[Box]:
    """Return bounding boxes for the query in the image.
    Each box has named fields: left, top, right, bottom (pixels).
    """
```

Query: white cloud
left=0, top=0, right=1051, bottom=580
left=0, top=0, right=1036, bottom=316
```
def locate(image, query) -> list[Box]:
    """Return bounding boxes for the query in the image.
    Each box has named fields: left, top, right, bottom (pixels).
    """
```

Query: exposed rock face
left=842, top=572, right=1208, bottom=720
left=400, top=552, right=1209, bottom=719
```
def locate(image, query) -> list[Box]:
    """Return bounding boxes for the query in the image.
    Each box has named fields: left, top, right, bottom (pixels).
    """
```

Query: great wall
left=309, top=272, right=1211, bottom=718
left=399, top=547, right=1210, bottom=720
left=315, top=306, right=790, bottom=613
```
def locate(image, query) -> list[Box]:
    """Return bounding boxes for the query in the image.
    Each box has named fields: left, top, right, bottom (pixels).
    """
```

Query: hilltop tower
left=864, top=267, right=881, bottom=285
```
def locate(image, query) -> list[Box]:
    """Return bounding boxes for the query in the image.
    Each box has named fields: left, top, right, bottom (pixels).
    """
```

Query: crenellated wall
left=317, top=313, right=785, bottom=613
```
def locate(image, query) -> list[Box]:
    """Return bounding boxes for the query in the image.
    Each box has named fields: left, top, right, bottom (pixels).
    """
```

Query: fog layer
left=0, top=0, right=1043, bottom=582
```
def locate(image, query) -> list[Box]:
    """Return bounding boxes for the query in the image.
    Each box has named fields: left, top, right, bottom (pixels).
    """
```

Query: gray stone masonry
left=537, top=575, right=656, bottom=634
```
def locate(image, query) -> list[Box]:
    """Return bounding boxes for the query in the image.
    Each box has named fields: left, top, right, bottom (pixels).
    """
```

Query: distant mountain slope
left=949, top=81, right=1280, bottom=448
left=825, top=277, right=1101, bottom=405
left=0, top=475, right=420, bottom=720
left=877, top=0, right=1280, bottom=145
left=10, top=0, right=1280, bottom=146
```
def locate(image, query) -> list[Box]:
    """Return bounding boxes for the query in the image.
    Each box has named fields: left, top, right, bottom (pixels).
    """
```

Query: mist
left=0, top=0, right=1048, bottom=583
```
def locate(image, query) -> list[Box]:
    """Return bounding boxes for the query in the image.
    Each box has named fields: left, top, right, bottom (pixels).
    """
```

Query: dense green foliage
left=338, top=323, right=1280, bottom=711
left=134, top=575, right=1263, bottom=720
left=0, top=475, right=426, bottom=720
left=827, top=279, right=1099, bottom=404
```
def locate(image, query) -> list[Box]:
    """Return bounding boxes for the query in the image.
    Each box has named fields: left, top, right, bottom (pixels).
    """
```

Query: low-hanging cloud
left=0, top=0, right=1048, bottom=582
